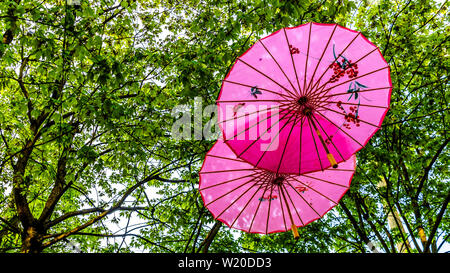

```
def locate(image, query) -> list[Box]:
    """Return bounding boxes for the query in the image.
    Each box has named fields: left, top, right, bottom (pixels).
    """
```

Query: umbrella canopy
left=217, top=22, right=391, bottom=174
left=199, top=140, right=356, bottom=237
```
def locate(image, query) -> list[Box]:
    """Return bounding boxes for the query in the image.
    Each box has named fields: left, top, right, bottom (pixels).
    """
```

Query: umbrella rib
left=259, top=39, right=300, bottom=96
left=302, top=22, right=312, bottom=97
left=298, top=115, right=304, bottom=174
left=319, top=100, right=388, bottom=109
left=224, top=108, right=282, bottom=142
left=308, top=115, right=338, bottom=168
left=317, top=86, right=392, bottom=100
left=276, top=111, right=301, bottom=174
left=352, top=46, right=379, bottom=65
left=327, top=169, right=355, bottom=172
left=225, top=102, right=305, bottom=142
left=217, top=99, right=288, bottom=103
left=229, top=172, right=270, bottom=229
left=300, top=173, right=349, bottom=188
left=304, top=24, right=338, bottom=95
left=237, top=105, right=297, bottom=157
left=281, top=181, right=304, bottom=226
left=200, top=172, right=256, bottom=190
left=311, top=114, right=345, bottom=161
left=278, top=184, right=294, bottom=232
left=249, top=173, right=274, bottom=233
left=312, top=110, right=365, bottom=147
left=205, top=175, right=259, bottom=207
left=200, top=168, right=259, bottom=174
left=265, top=181, right=275, bottom=234
left=306, top=116, right=324, bottom=171
left=307, top=47, right=381, bottom=99
left=289, top=176, right=338, bottom=205
left=213, top=172, right=269, bottom=221
left=236, top=58, right=299, bottom=99
left=223, top=79, right=295, bottom=100
left=323, top=168, right=355, bottom=172
left=314, top=104, right=381, bottom=128
left=254, top=107, right=300, bottom=167
left=282, top=27, right=302, bottom=96
left=206, top=154, right=248, bottom=163
left=313, top=65, right=390, bottom=99
left=277, top=184, right=288, bottom=232
left=284, top=179, right=322, bottom=219
left=306, top=31, right=361, bottom=97
left=219, top=101, right=293, bottom=125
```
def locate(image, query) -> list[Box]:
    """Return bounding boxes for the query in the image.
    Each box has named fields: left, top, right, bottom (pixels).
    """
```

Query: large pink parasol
left=217, top=22, right=391, bottom=174
left=199, top=140, right=356, bottom=237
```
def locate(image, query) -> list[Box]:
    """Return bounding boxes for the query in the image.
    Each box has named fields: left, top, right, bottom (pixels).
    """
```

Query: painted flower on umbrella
left=335, top=81, right=368, bottom=129
left=289, top=44, right=300, bottom=54
left=329, top=44, right=359, bottom=83
left=250, top=86, right=262, bottom=98
left=232, top=102, right=246, bottom=117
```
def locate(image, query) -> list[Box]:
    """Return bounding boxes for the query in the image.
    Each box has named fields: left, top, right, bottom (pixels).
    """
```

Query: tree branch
left=38, top=144, right=72, bottom=224
left=340, top=199, right=370, bottom=246
left=45, top=206, right=150, bottom=229
left=424, top=191, right=450, bottom=253
left=199, top=220, right=222, bottom=253
left=415, top=138, right=449, bottom=199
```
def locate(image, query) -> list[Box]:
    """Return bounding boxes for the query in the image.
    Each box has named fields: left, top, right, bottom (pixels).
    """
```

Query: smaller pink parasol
left=199, top=140, right=356, bottom=238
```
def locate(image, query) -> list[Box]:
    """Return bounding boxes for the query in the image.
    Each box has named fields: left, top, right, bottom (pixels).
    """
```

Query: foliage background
left=0, top=0, right=448, bottom=253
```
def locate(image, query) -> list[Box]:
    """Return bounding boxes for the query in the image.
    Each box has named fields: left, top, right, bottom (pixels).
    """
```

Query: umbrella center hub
left=297, top=96, right=308, bottom=105
left=301, top=106, right=314, bottom=117
left=296, top=96, right=314, bottom=116
left=272, top=176, right=285, bottom=185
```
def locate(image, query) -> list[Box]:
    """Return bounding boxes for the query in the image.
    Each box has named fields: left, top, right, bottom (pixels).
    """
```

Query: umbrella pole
left=308, top=116, right=338, bottom=168
left=279, top=184, right=299, bottom=239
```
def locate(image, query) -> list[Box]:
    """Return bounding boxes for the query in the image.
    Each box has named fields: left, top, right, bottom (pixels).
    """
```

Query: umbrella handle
left=279, top=184, right=300, bottom=239
left=291, top=224, right=299, bottom=239
left=309, top=117, right=339, bottom=168
left=327, top=153, right=338, bottom=169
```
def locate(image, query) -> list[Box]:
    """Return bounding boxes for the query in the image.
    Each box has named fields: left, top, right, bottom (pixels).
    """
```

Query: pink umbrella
left=217, top=22, right=391, bottom=174
left=199, top=140, right=356, bottom=238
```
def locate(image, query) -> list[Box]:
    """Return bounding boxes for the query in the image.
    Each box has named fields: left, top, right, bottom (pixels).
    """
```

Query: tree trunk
left=200, top=221, right=222, bottom=253
left=21, top=226, right=43, bottom=253
left=378, top=177, right=411, bottom=252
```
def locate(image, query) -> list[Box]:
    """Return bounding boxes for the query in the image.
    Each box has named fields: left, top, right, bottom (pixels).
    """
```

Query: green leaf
left=120, top=1, right=129, bottom=8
